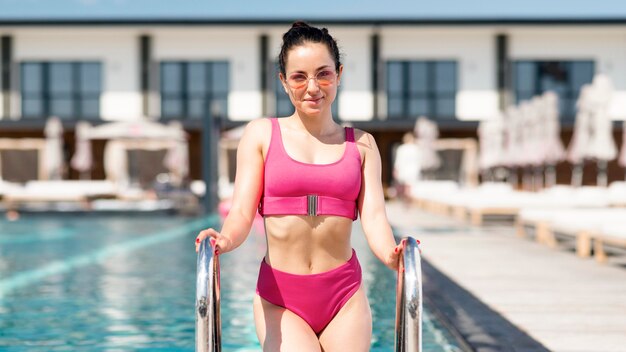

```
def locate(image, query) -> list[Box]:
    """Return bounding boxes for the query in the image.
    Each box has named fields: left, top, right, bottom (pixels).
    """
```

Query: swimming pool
left=0, top=214, right=465, bottom=351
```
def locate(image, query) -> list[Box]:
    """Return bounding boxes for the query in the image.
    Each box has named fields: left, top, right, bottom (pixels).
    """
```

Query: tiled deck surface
left=385, top=201, right=626, bottom=352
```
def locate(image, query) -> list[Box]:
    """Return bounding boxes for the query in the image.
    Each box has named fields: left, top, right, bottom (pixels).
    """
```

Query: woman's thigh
left=253, top=294, right=321, bottom=352
left=318, top=287, right=372, bottom=352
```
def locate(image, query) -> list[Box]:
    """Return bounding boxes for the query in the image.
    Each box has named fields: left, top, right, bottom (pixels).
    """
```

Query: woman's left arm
left=356, top=131, right=404, bottom=270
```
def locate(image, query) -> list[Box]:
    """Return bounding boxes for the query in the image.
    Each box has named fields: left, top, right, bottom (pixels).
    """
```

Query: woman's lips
left=305, top=97, right=323, bottom=104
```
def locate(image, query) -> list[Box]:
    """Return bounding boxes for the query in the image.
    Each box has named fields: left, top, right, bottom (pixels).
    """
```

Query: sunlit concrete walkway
left=386, top=201, right=626, bottom=352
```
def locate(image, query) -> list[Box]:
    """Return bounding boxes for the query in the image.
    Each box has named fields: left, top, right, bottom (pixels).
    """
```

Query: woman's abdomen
left=263, top=215, right=353, bottom=274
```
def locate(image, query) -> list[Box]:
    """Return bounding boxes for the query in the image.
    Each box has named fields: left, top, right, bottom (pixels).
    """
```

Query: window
left=160, top=61, right=229, bottom=120
left=513, top=61, right=594, bottom=120
left=386, top=61, right=457, bottom=120
left=21, top=62, right=102, bottom=120
left=272, top=62, right=339, bottom=120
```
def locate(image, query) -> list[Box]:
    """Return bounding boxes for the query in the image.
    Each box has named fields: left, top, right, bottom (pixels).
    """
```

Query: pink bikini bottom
left=256, top=249, right=362, bottom=334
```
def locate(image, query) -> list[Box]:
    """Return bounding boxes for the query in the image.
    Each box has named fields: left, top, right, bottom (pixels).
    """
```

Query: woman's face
left=280, top=42, right=342, bottom=118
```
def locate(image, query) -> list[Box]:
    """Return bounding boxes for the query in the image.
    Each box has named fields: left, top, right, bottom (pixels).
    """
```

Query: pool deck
left=385, top=201, right=626, bottom=352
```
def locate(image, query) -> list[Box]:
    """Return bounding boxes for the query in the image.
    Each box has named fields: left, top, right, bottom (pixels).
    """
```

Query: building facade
left=1, top=19, right=625, bottom=185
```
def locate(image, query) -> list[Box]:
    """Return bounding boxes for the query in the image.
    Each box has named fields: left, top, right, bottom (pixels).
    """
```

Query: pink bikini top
left=258, top=118, right=362, bottom=220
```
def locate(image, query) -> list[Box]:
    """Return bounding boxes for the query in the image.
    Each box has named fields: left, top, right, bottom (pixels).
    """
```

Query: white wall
left=381, top=27, right=499, bottom=121
left=153, top=27, right=261, bottom=121
left=510, top=27, right=626, bottom=120
left=14, top=28, right=142, bottom=121
left=333, top=28, right=374, bottom=121
left=6, top=24, right=626, bottom=123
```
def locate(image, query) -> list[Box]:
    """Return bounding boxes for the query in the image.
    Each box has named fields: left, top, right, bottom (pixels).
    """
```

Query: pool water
left=0, top=214, right=464, bottom=351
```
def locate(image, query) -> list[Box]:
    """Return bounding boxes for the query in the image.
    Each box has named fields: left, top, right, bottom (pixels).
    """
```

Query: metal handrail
left=196, top=238, right=222, bottom=352
left=195, top=236, right=420, bottom=351
left=395, top=237, right=423, bottom=352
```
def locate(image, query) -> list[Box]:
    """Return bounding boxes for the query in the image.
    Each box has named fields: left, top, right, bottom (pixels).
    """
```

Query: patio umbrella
left=587, top=74, right=617, bottom=186
left=542, top=92, right=565, bottom=187
left=70, top=121, right=93, bottom=179
left=502, top=106, right=523, bottom=186
left=568, top=84, right=593, bottom=164
left=503, top=106, right=522, bottom=168
left=517, top=101, right=531, bottom=167
left=524, top=98, right=545, bottom=190
left=568, top=84, right=593, bottom=187
left=542, top=92, right=565, bottom=164
left=518, top=100, right=541, bottom=190
left=587, top=74, right=617, bottom=161
left=478, top=114, right=505, bottom=173
left=528, top=97, right=546, bottom=167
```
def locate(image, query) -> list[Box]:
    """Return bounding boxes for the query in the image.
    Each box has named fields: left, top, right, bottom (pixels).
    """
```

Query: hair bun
left=291, top=21, right=310, bottom=29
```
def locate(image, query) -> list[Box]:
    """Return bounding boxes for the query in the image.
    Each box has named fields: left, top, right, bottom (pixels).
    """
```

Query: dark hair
left=278, top=21, right=342, bottom=76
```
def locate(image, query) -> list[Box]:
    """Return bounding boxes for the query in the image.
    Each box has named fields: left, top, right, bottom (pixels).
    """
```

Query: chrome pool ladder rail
left=395, top=236, right=423, bottom=352
left=196, top=238, right=221, bottom=352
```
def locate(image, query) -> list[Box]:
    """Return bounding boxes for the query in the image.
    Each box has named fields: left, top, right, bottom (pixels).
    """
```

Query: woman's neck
left=289, top=111, right=339, bottom=137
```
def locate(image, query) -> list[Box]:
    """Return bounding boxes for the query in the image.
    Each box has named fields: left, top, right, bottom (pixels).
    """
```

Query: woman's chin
left=304, top=109, right=323, bottom=116
left=298, top=105, right=328, bottom=117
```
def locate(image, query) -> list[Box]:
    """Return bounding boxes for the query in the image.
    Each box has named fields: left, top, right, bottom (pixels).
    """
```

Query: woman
left=393, top=132, right=421, bottom=205
left=195, top=22, right=403, bottom=351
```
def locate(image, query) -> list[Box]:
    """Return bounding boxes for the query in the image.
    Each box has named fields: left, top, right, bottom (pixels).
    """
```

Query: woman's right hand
left=195, top=228, right=233, bottom=254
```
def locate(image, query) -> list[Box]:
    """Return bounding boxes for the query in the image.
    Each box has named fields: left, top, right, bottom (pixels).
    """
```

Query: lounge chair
left=593, top=223, right=626, bottom=263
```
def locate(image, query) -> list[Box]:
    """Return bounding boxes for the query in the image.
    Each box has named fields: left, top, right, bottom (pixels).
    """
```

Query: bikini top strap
left=345, top=127, right=355, bottom=143
left=269, top=117, right=282, bottom=145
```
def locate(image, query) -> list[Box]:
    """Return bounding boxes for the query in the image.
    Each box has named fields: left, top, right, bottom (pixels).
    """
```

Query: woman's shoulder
left=242, top=118, right=273, bottom=136
left=350, top=127, right=380, bottom=162
left=238, top=118, right=273, bottom=150
left=247, top=117, right=274, bottom=128
left=351, top=128, right=377, bottom=148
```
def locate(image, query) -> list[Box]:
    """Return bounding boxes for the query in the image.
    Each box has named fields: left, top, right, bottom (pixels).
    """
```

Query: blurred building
left=0, top=1, right=625, bottom=185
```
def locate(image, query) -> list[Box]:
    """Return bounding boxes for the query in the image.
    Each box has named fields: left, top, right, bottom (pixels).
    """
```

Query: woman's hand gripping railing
left=395, top=237, right=423, bottom=352
left=196, top=238, right=221, bottom=352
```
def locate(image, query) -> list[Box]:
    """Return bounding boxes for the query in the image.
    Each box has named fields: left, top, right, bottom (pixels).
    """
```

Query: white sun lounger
left=593, top=223, right=626, bottom=263
left=0, top=180, right=22, bottom=198
left=608, top=181, right=626, bottom=207
left=423, top=182, right=519, bottom=224
left=3, top=180, right=118, bottom=209
left=517, top=208, right=626, bottom=258
left=516, top=186, right=613, bottom=236
left=444, top=183, right=593, bottom=226
left=408, top=180, right=459, bottom=214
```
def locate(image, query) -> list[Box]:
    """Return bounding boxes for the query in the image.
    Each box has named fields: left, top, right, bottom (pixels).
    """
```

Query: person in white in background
left=393, top=132, right=421, bottom=205
left=414, top=116, right=441, bottom=175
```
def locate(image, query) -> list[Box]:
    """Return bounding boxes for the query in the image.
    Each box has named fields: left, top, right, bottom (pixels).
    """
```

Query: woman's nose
left=306, top=78, right=321, bottom=94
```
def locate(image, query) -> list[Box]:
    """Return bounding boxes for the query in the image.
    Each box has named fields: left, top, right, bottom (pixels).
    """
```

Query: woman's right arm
left=195, top=119, right=267, bottom=253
